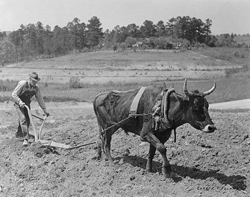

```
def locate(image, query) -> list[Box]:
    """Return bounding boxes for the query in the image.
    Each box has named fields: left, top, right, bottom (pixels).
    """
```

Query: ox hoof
left=146, top=168, right=153, bottom=173
left=139, top=142, right=148, bottom=146
left=162, top=165, right=172, bottom=178
left=92, top=155, right=100, bottom=160
left=106, top=159, right=115, bottom=167
left=140, top=137, right=147, bottom=142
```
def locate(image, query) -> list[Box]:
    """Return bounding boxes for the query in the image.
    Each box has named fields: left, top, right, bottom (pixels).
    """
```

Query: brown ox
left=93, top=79, right=216, bottom=177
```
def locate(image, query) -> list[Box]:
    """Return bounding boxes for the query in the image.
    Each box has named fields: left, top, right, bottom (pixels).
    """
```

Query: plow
left=24, top=105, right=96, bottom=150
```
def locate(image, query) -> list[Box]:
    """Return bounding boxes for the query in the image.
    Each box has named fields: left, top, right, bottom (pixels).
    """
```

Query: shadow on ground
left=122, top=155, right=247, bottom=191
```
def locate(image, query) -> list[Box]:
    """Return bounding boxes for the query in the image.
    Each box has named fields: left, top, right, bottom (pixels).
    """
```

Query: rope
left=66, top=113, right=152, bottom=151
left=66, top=142, right=96, bottom=150
left=101, top=113, right=152, bottom=134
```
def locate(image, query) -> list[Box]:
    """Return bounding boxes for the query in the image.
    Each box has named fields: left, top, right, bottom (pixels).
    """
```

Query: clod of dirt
left=130, top=175, right=136, bottom=181
left=29, top=142, right=58, bottom=158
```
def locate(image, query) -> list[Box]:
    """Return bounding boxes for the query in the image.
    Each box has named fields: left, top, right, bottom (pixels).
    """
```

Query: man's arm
left=12, top=80, right=26, bottom=106
left=35, top=87, right=49, bottom=116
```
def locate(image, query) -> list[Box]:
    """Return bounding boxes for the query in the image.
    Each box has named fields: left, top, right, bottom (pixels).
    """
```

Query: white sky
left=0, top=0, right=249, bottom=35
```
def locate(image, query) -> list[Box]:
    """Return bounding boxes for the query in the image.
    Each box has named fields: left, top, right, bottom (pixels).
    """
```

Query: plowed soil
left=0, top=103, right=250, bottom=197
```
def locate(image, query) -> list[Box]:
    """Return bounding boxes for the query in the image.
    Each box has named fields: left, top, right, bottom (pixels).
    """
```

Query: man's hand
left=19, top=102, right=25, bottom=108
left=43, top=109, right=50, bottom=117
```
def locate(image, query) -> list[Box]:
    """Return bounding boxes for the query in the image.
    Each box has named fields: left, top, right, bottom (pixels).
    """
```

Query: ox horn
left=203, top=81, right=216, bottom=96
left=163, top=82, right=167, bottom=89
left=183, top=79, right=193, bottom=97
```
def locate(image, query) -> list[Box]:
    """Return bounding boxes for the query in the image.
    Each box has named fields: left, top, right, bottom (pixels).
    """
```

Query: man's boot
left=23, top=139, right=28, bottom=146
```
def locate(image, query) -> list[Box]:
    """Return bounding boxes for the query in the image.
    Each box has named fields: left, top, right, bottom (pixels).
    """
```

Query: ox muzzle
left=202, top=124, right=217, bottom=133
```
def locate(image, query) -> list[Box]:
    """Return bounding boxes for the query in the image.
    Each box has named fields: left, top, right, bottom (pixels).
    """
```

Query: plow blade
left=23, top=105, right=94, bottom=150
left=39, top=140, right=71, bottom=149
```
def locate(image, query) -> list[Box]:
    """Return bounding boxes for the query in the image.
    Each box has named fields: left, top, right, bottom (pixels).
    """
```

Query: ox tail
left=93, top=94, right=107, bottom=157
left=95, top=112, right=107, bottom=157
left=97, top=119, right=106, bottom=155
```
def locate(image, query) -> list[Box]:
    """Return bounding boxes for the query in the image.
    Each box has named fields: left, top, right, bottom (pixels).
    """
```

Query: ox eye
left=193, top=99, right=200, bottom=108
left=193, top=105, right=199, bottom=111
left=193, top=98, right=203, bottom=111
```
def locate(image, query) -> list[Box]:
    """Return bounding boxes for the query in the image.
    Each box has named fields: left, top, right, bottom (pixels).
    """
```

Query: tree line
left=0, top=15, right=248, bottom=65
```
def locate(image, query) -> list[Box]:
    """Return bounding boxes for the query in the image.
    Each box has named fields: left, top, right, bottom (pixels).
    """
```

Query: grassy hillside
left=234, top=35, right=250, bottom=45
left=12, top=48, right=248, bottom=69
left=40, top=77, right=250, bottom=104
left=1, top=48, right=250, bottom=104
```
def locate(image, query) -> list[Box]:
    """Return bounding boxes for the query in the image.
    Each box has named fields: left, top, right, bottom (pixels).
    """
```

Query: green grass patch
left=211, top=108, right=250, bottom=113
left=198, top=47, right=249, bottom=63
left=1, top=48, right=250, bottom=104
left=0, top=79, right=17, bottom=91
left=1, top=76, right=250, bottom=104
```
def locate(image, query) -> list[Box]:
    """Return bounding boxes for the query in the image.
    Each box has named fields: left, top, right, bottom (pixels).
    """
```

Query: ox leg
left=104, top=129, right=115, bottom=166
left=97, top=125, right=103, bottom=160
left=146, top=144, right=156, bottom=172
left=144, top=132, right=172, bottom=178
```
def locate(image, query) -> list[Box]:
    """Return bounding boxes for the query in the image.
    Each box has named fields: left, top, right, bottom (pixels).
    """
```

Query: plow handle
left=24, top=105, right=48, bottom=142
left=38, top=116, right=47, bottom=140
left=24, top=105, right=38, bottom=142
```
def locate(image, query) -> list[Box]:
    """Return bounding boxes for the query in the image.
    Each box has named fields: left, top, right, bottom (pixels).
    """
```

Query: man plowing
left=12, top=72, right=50, bottom=146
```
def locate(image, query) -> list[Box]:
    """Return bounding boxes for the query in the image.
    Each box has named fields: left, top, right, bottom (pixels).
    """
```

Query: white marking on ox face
left=202, top=124, right=217, bottom=133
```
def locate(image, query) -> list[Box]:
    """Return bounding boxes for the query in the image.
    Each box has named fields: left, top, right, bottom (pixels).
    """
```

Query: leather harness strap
left=129, top=87, right=146, bottom=115
left=157, top=88, right=177, bottom=142
left=128, top=86, right=177, bottom=142
left=161, top=88, right=175, bottom=125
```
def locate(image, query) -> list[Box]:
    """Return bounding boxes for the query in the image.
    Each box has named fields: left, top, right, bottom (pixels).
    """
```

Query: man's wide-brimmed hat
left=29, top=72, right=40, bottom=81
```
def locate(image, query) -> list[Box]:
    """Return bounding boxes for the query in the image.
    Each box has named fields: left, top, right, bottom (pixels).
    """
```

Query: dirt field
left=0, top=101, right=249, bottom=197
